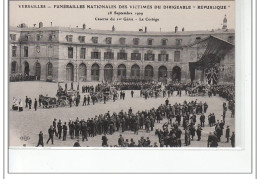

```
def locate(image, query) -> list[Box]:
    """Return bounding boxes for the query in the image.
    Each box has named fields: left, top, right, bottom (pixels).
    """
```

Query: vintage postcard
left=8, top=0, right=236, bottom=149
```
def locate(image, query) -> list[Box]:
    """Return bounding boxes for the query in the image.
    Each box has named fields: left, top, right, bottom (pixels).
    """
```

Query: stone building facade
left=9, top=18, right=235, bottom=84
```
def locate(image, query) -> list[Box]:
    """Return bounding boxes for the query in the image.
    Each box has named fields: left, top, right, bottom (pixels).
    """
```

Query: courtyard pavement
left=9, top=81, right=235, bottom=148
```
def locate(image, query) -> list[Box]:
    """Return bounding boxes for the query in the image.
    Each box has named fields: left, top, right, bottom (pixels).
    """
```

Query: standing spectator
left=230, top=132, right=235, bottom=147
left=225, top=126, right=230, bottom=143
left=131, top=90, right=134, bottom=98
left=46, top=125, right=54, bottom=144
left=34, top=98, right=37, bottom=111
left=28, top=98, right=32, bottom=109
left=25, top=96, right=28, bottom=108
left=102, top=135, right=108, bottom=147
left=63, top=122, right=68, bottom=141
left=36, top=131, right=44, bottom=147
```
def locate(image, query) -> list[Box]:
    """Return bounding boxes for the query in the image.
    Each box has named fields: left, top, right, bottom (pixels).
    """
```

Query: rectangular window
left=174, top=51, right=180, bottom=62
left=24, top=46, right=28, bottom=57
left=66, top=35, right=73, bottom=42
left=10, top=34, right=16, bottom=41
left=158, top=54, right=169, bottom=61
left=68, top=47, right=73, bottom=58
left=117, top=52, right=127, bottom=60
left=104, top=52, right=114, bottom=59
left=144, top=53, right=155, bottom=61
left=12, top=46, right=17, bottom=57
left=49, top=35, right=53, bottom=41
left=91, top=52, right=101, bottom=59
left=131, top=53, right=141, bottom=60
left=80, top=48, right=86, bottom=59
left=79, top=36, right=85, bottom=43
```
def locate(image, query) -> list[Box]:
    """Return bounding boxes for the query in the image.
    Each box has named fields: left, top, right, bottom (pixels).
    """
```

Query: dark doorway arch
left=144, top=65, right=154, bottom=80
left=79, top=63, right=87, bottom=81
left=172, top=66, right=181, bottom=82
left=11, top=61, right=17, bottom=74
left=35, top=62, right=41, bottom=80
left=91, top=63, right=100, bottom=81
left=24, top=61, right=30, bottom=75
left=131, top=64, right=140, bottom=79
left=104, top=64, right=113, bottom=82
left=158, top=66, right=167, bottom=83
left=117, top=64, right=126, bottom=81
left=66, top=63, right=74, bottom=81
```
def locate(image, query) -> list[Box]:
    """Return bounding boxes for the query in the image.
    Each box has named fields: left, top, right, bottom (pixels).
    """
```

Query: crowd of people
left=36, top=98, right=235, bottom=148
left=10, top=73, right=37, bottom=82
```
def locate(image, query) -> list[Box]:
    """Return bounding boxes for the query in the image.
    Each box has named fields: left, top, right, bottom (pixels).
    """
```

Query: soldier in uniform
left=87, top=95, right=90, bottom=105
left=53, top=118, right=58, bottom=137
left=131, top=90, right=134, bottom=98
left=203, top=102, right=208, bottom=113
left=63, top=122, right=68, bottom=141
left=101, top=134, right=108, bottom=147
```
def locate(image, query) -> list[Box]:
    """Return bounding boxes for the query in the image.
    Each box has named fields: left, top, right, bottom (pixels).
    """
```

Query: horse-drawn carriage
left=90, top=85, right=118, bottom=102
left=39, top=95, right=57, bottom=108
left=187, top=85, right=208, bottom=97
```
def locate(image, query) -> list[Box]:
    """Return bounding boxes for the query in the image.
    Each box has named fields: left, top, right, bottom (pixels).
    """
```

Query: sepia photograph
left=8, top=0, right=236, bottom=148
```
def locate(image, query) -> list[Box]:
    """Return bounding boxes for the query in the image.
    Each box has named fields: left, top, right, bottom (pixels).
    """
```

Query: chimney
left=182, top=27, right=184, bottom=32
left=83, top=24, right=86, bottom=30
left=112, top=25, right=115, bottom=31
left=39, top=22, right=43, bottom=28
left=51, top=22, right=52, bottom=27
left=33, top=24, right=36, bottom=28
left=145, top=26, right=147, bottom=33
left=139, top=28, right=143, bottom=32
left=175, top=26, right=178, bottom=33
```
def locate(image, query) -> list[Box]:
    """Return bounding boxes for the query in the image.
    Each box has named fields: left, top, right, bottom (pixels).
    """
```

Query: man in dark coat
left=46, top=126, right=54, bottom=144
left=230, top=132, right=235, bottom=147
left=225, top=126, right=230, bottom=143
left=83, top=95, right=87, bottom=106
left=102, top=135, right=108, bottom=147
left=25, top=96, right=29, bottom=108
left=57, top=120, right=62, bottom=139
left=36, top=131, right=44, bottom=147
left=196, top=125, right=203, bottom=141
left=34, top=98, right=37, bottom=111
left=203, top=102, right=208, bottom=113
left=165, top=98, right=169, bottom=106
left=131, top=90, right=134, bottom=98
left=200, top=113, right=205, bottom=127
left=207, top=132, right=218, bottom=147
left=87, top=95, right=90, bottom=105
left=28, top=98, right=32, bottom=109
left=63, top=122, right=68, bottom=141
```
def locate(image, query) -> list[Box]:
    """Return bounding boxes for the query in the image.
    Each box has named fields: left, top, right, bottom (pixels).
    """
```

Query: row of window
left=11, top=46, right=181, bottom=61
left=67, top=35, right=182, bottom=46
left=68, top=47, right=181, bottom=61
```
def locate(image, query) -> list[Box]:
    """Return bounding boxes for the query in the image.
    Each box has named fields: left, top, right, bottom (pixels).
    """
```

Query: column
left=99, top=67, right=104, bottom=82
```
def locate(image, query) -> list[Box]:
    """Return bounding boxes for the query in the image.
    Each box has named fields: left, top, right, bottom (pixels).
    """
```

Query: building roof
left=9, top=26, right=235, bottom=37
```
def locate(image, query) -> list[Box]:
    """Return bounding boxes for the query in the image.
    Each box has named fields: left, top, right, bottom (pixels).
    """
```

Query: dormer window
left=92, top=37, right=98, bottom=44
left=162, top=39, right=168, bottom=46
left=79, top=36, right=85, bottom=43
left=106, top=37, right=112, bottom=44
left=66, top=35, right=73, bottom=42
left=10, top=34, right=16, bottom=41
left=176, top=39, right=182, bottom=46
left=133, top=38, right=139, bottom=45
left=147, top=39, right=153, bottom=46
left=119, top=38, right=126, bottom=45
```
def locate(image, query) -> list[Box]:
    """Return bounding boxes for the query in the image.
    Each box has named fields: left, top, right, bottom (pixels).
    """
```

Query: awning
left=189, top=35, right=234, bottom=70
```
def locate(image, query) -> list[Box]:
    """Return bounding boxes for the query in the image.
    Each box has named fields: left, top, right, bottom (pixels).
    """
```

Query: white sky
left=9, top=1, right=235, bottom=32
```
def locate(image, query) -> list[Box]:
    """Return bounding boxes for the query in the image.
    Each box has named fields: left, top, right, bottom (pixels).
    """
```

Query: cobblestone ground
left=9, top=82, right=235, bottom=148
